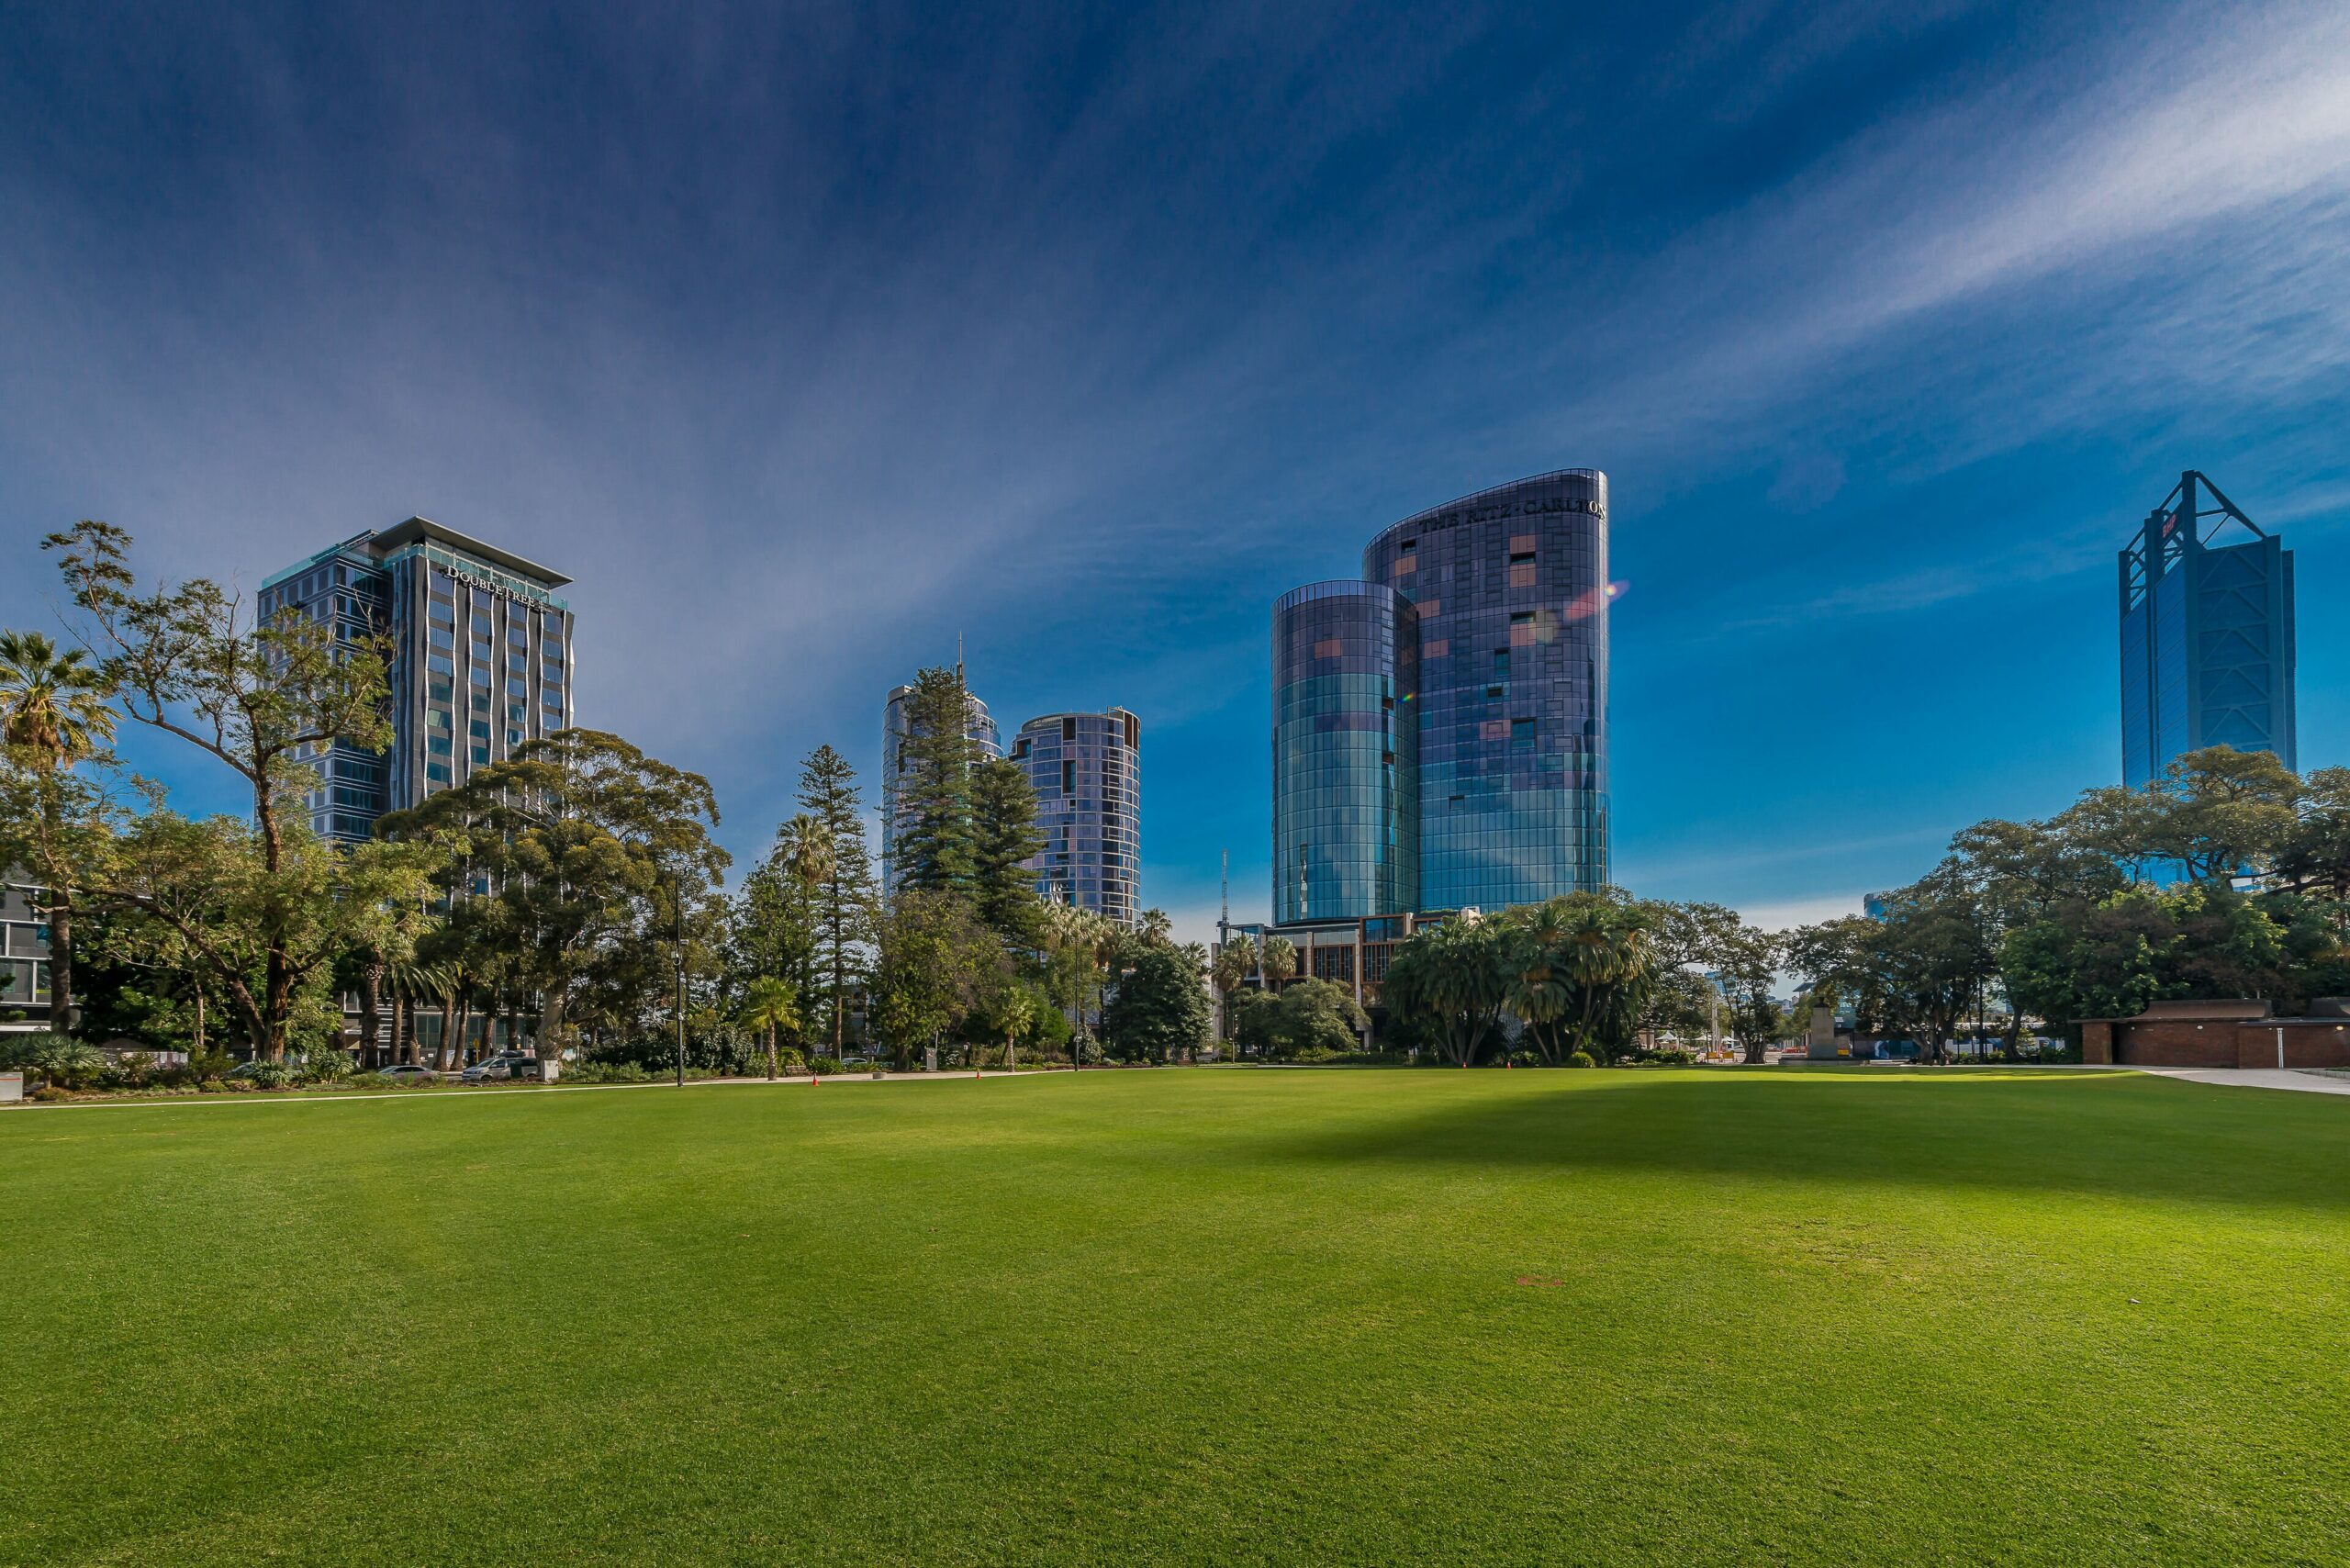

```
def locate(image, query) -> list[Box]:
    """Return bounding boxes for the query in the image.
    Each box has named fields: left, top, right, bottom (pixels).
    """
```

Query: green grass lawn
left=5, top=1067, right=2347, bottom=1566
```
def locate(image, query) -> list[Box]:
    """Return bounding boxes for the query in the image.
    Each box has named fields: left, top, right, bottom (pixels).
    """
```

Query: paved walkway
left=2126, top=1066, right=2350, bottom=1097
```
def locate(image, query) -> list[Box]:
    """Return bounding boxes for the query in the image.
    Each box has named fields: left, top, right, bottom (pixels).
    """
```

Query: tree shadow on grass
left=1259, top=1069, right=2350, bottom=1217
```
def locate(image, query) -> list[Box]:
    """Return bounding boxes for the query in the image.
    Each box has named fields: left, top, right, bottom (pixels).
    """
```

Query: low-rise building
left=2080, top=998, right=2350, bottom=1069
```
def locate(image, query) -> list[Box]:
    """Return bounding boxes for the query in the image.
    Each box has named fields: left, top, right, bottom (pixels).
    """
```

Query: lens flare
left=1561, top=579, right=1629, bottom=622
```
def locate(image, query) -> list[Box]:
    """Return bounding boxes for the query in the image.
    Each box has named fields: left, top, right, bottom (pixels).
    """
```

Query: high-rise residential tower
left=2121, top=470, right=2297, bottom=787
left=1272, top=584, right=1416, bottom=924
left=880, top=673, right=1002, bottom=893
left=1013, top=709, right=1141, bottom=926
left=1270, top=469, right=1611, bottom=922
left=259, top=518, right=576, bottom=844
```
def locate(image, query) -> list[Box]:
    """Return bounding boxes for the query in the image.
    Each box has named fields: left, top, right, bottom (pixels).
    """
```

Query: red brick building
left=2080, top=999, right=2350, bottom=1069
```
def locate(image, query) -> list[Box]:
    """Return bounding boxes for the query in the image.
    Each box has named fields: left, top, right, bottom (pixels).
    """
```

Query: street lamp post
left=674, top=881, right=687, bottom=1088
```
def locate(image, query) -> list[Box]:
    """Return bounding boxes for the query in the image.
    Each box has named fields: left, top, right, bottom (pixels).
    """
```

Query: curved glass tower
left=1362, top=469, right=1609, bottom=910
left=1271, top=581, right=1418, bottom=924
left=880, top=678, right=1002, bottom=893
left=1013, top=709, right=1142, bottom=926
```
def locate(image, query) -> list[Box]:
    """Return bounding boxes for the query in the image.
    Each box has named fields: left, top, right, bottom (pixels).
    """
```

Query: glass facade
left=1271, top=582, right=1418, bottom=924
left=880, top=678, right=1003, bottom=893
left=260, top=518, right=574, bottom=843
left=1365, top=470, right=1609, bottom=912
left=1270, top=469, right=1610, bottom=922
left=2120, top=471, right=2296, bottom=789
left=1013, top=709, right=1141, bottom=926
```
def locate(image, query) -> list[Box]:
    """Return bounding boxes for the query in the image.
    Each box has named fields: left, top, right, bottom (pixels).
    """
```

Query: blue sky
left=5, top=1, right=2347, bottom=942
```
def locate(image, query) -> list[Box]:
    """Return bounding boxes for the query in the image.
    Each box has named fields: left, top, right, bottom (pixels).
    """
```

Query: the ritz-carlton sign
left=1413, top=491, right=1605, bottom=534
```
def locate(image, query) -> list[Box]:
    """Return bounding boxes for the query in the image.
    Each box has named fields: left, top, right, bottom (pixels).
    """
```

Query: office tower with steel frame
left=259, top=518, right=576, bottom=845
left=2121, top=470, right=2297, bottom=788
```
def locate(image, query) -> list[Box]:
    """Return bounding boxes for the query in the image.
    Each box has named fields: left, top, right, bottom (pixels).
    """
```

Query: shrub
left=29, top=1036, right=106, bottom=1090
left=295, top=1043, right=355, bottom=1083
left=241, top=1060, right=298, bottom=1090
left=563, top=1060, right=656, bottom=1085
left=1566, top=1050, right=1596, bottom=1069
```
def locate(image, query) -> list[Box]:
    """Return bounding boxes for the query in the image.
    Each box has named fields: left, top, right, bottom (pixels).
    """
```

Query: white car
left=378, top=1064, right=439, bottom=1083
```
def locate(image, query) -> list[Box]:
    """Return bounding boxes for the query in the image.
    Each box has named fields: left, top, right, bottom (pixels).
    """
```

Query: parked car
left=377, top=1064, right=439, bottom=1083
left=460, top=1050, right=540, bottom=1083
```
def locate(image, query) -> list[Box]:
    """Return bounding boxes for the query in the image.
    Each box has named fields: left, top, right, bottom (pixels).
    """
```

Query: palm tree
left=1260, top=935, right=1298, bottom=992
left=996, top=989, right=1034, bottom=1071
left=1502, top=903, right=1575, bottom=1064
left=1137, top=907, right=1173, bottom=946
left=381, top=958, right=451, bottom=1068
left=776, top=813, right=834, bottom=1025
left=1212, top=934, right=1257, bottom=1046
left=1556, top=905, right=1649, bottom=1062
left=0, top=630, right=118, bottom=1036
left=740, top=975, right=800, bottom=1081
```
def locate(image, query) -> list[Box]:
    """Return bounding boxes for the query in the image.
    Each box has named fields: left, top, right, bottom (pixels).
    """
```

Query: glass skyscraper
left=259, top=518, right=576, bottom=843
left=1013, top=709, right=1141, bottom=926
left=880, top=674, right=1002, bottom=893
left=2121, top=470, right=2296, bottom=787
left=1271, top=583, right=1417, bottom=924
left=1270, top=469, right=1611, bottom=921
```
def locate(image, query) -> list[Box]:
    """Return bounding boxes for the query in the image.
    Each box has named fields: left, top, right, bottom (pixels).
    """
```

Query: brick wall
left=2114, top=1022, right=2235, bottom=1068
left=2232, top=1024, right=2350, bottom=1070
left=2110, top=1019, right=2350, bottom=1069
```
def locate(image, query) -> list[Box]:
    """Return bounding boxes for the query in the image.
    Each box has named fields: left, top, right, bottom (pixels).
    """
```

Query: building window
left=469, top=719, right=490, bottom=739
left=1512, top=719, right=1536, bottom=749
left=429, top=735, right=453, bottom=756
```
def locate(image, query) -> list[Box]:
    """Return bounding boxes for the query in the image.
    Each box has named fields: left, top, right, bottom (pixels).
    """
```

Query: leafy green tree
left=1104, top=940, right=1213, bottom=1061
left=1383, top=916, right=1507, bottom=1066
left=0, top=630, right=117, bottom=1035
left=2273, top=767, right=2350, bottom=931
left=1793, top=884, right=1990, bottom=1065
left=2066, top=745, right=2300, bottom=883
left=1233, top=976, right=1367, bottom=1060
left=377, top=728, right=727, bottom=1050
left=90, top=808, right=441, bottom=1058
left=893, top=666, right=983, bottom=895
left=46, top=521, right=399, bottom=1053
left=971, top=757, right=1045, bottom=945
left=873, top=890, right=1009, bottom=1070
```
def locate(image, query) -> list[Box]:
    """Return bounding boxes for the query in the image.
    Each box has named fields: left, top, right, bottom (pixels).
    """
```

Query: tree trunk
left=767, top=1025, right=778, bottom=1081
left=454, top=995, right=474, bottom=1066
left=46, top=900, right=73, bottom=1036
left=357, top=957, right=385, bottom=1069
left=538, top=980, right=569, bottom=1058
left=440, top=992, right=458, bottom=1071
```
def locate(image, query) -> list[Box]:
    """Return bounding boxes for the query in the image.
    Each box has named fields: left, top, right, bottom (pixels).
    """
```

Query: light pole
left=673, top=879, right=687, bottom=1088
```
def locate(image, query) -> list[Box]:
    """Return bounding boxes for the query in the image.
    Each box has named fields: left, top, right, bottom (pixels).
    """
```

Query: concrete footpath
left=2125, top=1066, right=2350, bottom=1097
